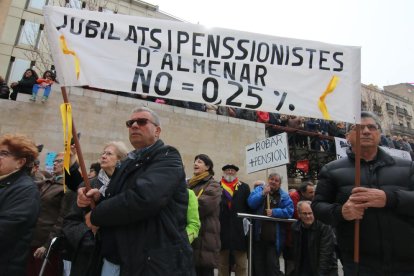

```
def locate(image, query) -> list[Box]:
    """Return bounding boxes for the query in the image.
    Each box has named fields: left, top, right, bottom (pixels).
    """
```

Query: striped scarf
left=221, top=177, right=239, bottom=209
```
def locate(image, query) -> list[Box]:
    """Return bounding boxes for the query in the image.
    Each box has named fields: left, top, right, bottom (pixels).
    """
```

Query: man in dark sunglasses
left=312, top=111, right=414, bottom=275
left=77, top=106, right=193, bottom=275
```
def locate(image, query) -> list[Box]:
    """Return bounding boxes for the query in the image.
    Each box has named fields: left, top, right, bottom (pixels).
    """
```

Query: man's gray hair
left=268, top=172, right=282, bottom=182
left=347, top=111, right=382, bottom=132
left=131, top=106, right=161, bottom=126
left=297, top=200, right=312, bottom=214
left=361, top=111, right=382, bottom=131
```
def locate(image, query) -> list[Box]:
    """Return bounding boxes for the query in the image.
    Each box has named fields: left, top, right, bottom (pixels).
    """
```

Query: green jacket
left=186, top=189, right=200, bottom=244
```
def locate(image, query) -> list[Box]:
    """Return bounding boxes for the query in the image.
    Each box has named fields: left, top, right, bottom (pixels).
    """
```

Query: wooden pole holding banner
left=61, top=87, right=94, bottom=208
left=354, top=125, right=361, bottom=275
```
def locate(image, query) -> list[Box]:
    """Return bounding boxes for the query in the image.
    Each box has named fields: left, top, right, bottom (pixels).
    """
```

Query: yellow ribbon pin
left=318, top=76, right=339, bottom=120
left=59, top=35, right=80, bottom=79
left=60, top=103, right=73, bottom=193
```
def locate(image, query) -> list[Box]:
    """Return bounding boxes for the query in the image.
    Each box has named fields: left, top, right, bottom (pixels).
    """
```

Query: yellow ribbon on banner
left=318, top=75, right=340, bottom=120
left=59, top=35, right=80, bottom=79
left=60, top=103, right=73, bottom=193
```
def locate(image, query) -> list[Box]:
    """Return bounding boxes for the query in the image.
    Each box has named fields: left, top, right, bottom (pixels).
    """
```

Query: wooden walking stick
left=354, top=125, right=361, bottom=275
left=61, top=86, right=94, bottom=208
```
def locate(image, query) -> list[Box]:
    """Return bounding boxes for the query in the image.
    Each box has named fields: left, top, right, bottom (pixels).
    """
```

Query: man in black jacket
left=291, top=201, right=337, bottom=276
left=77, top=106, right=193, bottom=275
left=312, top=111, right=414, bottom=275
left=218, top=164, right=250, bottom=276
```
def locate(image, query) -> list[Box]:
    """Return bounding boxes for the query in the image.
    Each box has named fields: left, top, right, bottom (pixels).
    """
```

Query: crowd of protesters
left=2, top=82, right=414, bottom=275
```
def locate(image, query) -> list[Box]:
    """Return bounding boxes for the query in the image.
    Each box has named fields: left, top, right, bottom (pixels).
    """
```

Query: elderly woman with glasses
left=62, top=141, right=129, bottom=276
left=0, top=133, right=40, bottom=275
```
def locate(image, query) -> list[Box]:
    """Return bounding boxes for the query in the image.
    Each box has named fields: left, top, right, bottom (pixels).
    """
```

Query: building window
left=7, top=58, right=32, bottom=83
left=28, top=0, right=47, bottom=10
left=17, top=20, right=40, bottom=46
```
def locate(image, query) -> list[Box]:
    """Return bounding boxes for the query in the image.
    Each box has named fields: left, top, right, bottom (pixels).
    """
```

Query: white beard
left=224, top=175, right=236, bottom=182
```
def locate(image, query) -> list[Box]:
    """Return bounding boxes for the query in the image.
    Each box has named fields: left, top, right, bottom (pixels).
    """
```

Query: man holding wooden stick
left=312, top=111, right=414, bottom=275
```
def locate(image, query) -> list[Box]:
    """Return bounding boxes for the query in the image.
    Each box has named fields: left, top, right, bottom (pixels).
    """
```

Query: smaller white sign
left=246, top=133, right=289, bottom=174
left=334, top=137, right=412, bottom=161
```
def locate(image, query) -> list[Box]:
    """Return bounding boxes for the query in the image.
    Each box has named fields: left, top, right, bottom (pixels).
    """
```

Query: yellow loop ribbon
left=59, top=35, right=80, bottom=79
left=60, top=103, right=73, bottom=193
left=318, top=75, right=339, bottom=120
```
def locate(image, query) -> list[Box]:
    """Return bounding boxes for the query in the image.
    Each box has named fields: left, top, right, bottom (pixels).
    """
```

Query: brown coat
left=31, top=176, right=75, bottom=248
left=189, top=175, right=222, bottom=268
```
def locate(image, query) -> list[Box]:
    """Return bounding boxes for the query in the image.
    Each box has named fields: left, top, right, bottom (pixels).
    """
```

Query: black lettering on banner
left=208, top=61, right=221, bottom=77
left=319, top=50, right=330, bottom=70
left=207, top=35, right=220, bottom=58
left=254, top=65, right=267, bottom=86
left=250, top=40, right=256, bottom=62
left=177, top=56, right=190, bottom=72
left=56, top=14, right=67, bottom=31
left=131, top=68, right=151, bottom=93
left=154, top=72, right=172, bottom=96
left=107, top=23, right=120, bottom=40
left=245, top=86, right=262, bottom=109
left=284, top=45, right=290, bottom=65
left=193, top=59, right=206, bottom=74
left=306, top=48, right=317, bottom=69
left=177, top=31, right=189, bottom=54
left=257, top=42, right=269, bottom=63
left=226, top=81, right=243, bottom=107
left=236, top=40, right=249, bottom=60
left=291, top=47, right=303, bottom=66
left=100, top=21, right=107, bottom=39
left=161, top=53, right=173, bottom=70
left=137, top=47, right=150, bottom=67
left=223, top=63, right=236, bottom=81
left=70, top=17, right=84, bottom=35
left=333, top=52, right=344, bottom=72
left=222, top=37, right=235, bottom=59
left=240, top=65, right=251, bottom=84
left=202, top=78, right=219, bottom=103
left=192, top=33, right=204, bottom=56
left=271, top=44, right=285, bottom=65
left=137, top=27, right=149, bottom=45
left=85, top=20, right=99, bottom=38
left=125, top=25, right=137, bottom=43
left=149, top=29, right=162, bottom=49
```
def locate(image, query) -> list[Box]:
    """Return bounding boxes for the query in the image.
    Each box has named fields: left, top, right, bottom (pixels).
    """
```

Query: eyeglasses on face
left=101, top=151, right=115, bottom=157
left=351, top=124, right=379, bottom=131
left=53, top=159, right=64, bottom=164
left=0, top=150, right=13, bottom=158
left=125, top=118, right=158, bottom=128
left=300, top=212, right=313, bottom=216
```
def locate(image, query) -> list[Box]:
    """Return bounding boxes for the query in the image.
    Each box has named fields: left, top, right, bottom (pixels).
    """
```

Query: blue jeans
left=32, top=84, right=51, bottom=97
left=101, top=258, right=120, bottom=276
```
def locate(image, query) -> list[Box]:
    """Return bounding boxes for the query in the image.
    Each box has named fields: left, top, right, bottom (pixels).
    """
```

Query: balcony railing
left=391, top=124, right=414, bottom=136
left=396, top=107, right=405, bottom=116
left=386, top=103, right=394, bottom=114
left=373, top=105, right=382, bottom=116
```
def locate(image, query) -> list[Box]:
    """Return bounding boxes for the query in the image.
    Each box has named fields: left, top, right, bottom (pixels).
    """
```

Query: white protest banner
left=245, top=133, right=289, bottom=174
left=43, top=6, right=361, bottom=122
left=335, top=137, right=412, bottom=161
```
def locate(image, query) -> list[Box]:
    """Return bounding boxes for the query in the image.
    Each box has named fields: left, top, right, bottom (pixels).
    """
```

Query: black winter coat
left=90, top=140, right=194, bottom=276
left=219, top=180, right=250, bottom=251
left=63, top=177, right=104, bottom=276
left=312, top=148, right=414, bottom=274
left=291, top=220, right=338, bottom=276
left=0, top=170, right=40, bottom=276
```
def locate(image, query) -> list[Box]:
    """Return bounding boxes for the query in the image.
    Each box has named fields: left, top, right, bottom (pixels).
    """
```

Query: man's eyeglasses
left=53, top=159, right=64, bottom=164
left=350, top=124, right=379, bottom=131
left=0, top=150, right=13, bottom=158
left=126, top=118, right=158, bottom=128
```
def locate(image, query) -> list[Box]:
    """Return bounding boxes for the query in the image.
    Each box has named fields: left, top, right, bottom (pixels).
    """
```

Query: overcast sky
left=151, top=0, right=413, bottom=89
